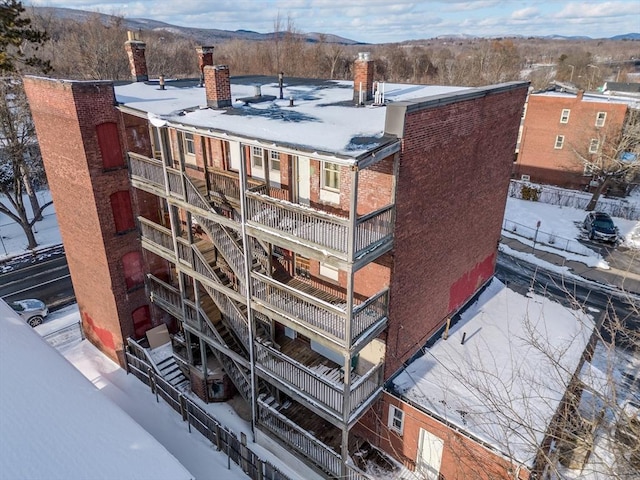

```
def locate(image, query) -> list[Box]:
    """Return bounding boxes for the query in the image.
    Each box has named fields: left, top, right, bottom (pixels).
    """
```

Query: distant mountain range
left=33, top=7, right=364, bottom=45
left=32, top=7, right=640, bottom=45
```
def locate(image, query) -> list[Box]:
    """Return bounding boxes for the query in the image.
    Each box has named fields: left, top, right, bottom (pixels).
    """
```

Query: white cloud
left=511, top=7, right=540, bottom=20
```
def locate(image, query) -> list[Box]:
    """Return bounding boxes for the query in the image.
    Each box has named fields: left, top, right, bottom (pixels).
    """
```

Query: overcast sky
left=28, top=1, right=640, bottom=44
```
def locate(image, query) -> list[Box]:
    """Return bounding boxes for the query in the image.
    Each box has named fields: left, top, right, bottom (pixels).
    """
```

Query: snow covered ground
left=34, top=305, right=300, bottom=480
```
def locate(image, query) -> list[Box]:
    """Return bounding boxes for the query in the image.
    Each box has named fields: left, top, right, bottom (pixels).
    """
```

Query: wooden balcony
left=129, top=153, right=394, bottom=263
left=257, top=396, right=343, bottom=477
left=251, top=272, right=388, bottom=346
left=255, top=334, right=383, bottom=421
left=246, top=191, right=394, bottom=261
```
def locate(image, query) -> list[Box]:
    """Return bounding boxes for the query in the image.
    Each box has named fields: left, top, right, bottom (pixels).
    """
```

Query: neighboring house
left=514, top=86, right=638, bottom=191
left=0, top=299, right=194, bottom=480
left=24, top=35, right=527, bottom=479
left=360, top=279, right=595, bottom=479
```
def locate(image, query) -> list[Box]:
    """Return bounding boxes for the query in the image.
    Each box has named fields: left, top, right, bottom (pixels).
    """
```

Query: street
left=0, top=252, right=75, bottom=311
left=497, top=252, right=639, bottom=349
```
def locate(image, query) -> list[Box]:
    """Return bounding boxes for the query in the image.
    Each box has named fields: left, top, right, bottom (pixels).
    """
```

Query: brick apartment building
left=514, top=87, right=636, bottom=190
left=25, top=39, right=527, bottom=478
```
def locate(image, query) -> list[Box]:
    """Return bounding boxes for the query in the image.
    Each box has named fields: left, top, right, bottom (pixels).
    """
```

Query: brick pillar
left=353, top=52, right=374, bottom=104
left=204, top=65, right=232, bottom=108
left=124, top=32, right=148, bottom=82
left=23, top=77, right=150, bottom=367
left=196, top=46, right=215, bottom=87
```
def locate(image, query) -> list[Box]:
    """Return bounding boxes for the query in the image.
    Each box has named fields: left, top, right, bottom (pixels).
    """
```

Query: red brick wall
left=204, top=65, right=231, bottom=108
left=366, top=394, right=530, bottom=480
left=353, top=57, right=374, bottom=103
left=124, top=41, right=148, bottom=81
left=515, top=94, right=628, bottom=188
left=24, top=77, right=150, bottom=366
left=385, top=85, right=528, bottom=376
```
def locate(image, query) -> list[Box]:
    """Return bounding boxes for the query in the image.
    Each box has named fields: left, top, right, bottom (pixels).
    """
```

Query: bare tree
left=572, top=108, right=640, bottom=211
left=0, top=78, right=51, bottom=249
left=427, top=286, right=640, bottom=479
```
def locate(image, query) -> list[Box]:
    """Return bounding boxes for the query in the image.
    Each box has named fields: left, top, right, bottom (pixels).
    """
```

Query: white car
left=10, top=299, right=49, bottom=327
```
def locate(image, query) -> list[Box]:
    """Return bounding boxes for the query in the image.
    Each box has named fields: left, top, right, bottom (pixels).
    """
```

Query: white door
left=229, top=141, right=242, bottom=172
left=297, top=156, right=310, bottom=205
left=417, top=428, right=444, bottom=480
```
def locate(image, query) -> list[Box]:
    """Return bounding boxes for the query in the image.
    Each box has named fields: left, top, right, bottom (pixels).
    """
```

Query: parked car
left=10, top=299, right=49, bottom=327
left=583, top=212, right=619, bottom=243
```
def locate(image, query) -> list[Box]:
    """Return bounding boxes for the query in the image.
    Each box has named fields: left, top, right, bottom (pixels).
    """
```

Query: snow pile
left=0, top=300, right=194, bottom=480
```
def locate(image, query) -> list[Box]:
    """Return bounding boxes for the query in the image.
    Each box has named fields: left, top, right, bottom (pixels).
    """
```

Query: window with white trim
left=251, top=146, right=264, bottom=168
left=183, top=132, right=195, bottom=156
left=584, top=163, right=596, bottom=176
left=595, top=112, right=607, bottom=127
left=554, top=135, right=565, bottom=149
left=270, top=150, right=281, bottom=172
left=388, top=405, right=404, bottom=435
left=560, top=109, right=570, bottom=124
left=322, top=162, right=340, bottom=191
left=178, top=132, right=196, bottom=166
left=589, top=138, right=599, bottom=153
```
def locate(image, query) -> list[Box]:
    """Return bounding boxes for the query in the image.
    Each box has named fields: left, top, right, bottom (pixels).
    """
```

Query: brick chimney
left=196, top=46, right=214, bottom=87
left=577, top=89, right=584, bottom=100
left=353, top=52, right=374, bottom=104
left=124, top=31, right=148, bottom=82
left=204, top=65, right=232, bottom=108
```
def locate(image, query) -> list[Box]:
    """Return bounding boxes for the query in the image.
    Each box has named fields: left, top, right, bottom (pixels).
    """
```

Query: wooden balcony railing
left=354, top=205, right=394, bottom=254
left=206, top=168, right=265, bottom=204
left=139, top=217, right=174, bottom=256
left=148, top=275, right=182, bottom=319
left=167, top=168, right=184, bottom=199
left=129, top=153, right=164, bottom=189
left=257, top=398, right=343, bottom=478
left=252, top=272, right=347, bottom=343
left=255, top=342, right=383, bottom=418
left=246, top=191, right=349, bottom=255
left=351, top=289, right=389, bottom=342
left=246, top=191, right=394, bottom=259
left=252, top=272, right=388, bottom=345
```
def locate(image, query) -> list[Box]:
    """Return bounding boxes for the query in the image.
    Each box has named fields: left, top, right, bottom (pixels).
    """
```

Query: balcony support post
left=237, top=141, right=259, bottom=441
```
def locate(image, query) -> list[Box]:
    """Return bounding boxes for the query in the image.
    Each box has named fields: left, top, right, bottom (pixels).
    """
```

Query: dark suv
left=583, top=212, right=619, bottom=243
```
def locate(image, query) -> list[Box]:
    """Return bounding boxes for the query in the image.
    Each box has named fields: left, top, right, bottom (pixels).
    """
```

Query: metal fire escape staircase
left=181, top=175, right=273, bottom=403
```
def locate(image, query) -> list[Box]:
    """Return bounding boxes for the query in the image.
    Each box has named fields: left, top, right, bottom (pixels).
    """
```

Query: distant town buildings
left=515, top=83, right=640, bottom=192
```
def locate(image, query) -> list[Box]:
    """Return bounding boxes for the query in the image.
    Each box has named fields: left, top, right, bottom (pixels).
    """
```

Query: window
left=183, top=132, right=195, bottom=155
left=595, top=112, right=607, bottom=127
left=251, top=146, right=263, bottom=168
left=589, top=139, right=599, bottom=153
left=122, top=251, right=144, bottom=290
left=270, top=150, right=281, bottom=172
left=295, top=255, right=310, bottom=279
left=560, top=109, right=570, bottom=124
left=322, top=162, right=340, bottom=190
left=132, top=306, right=152, bottom=339
left=319, top=263, right=339, bottom=282
left=110, top=191, right=135, bottom=233
left=96, top=122, right=124, bottom=169
left=554, top=135, right=565, bottom=149
left=584, top=163, right=596, bottom=176
left=388, top=405, right=404, bottom=435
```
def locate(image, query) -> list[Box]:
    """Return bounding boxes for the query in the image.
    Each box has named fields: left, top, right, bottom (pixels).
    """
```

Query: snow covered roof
left=391, top=279, right=595, bottom=467
left=532, top=89, right=640, bottom=109
left=114, top=76, right=469, bottom=158
left=0, top=300, right=194, bottom=480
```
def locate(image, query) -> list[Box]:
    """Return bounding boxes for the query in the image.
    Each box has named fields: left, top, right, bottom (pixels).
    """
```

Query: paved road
left=0, top=255, right=75, bottom=310
left=497, top=252, right=639, bottom=349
